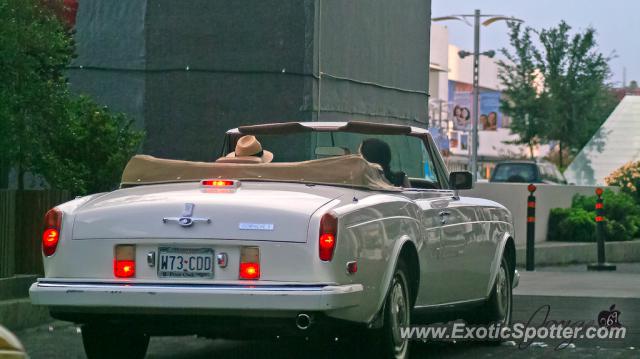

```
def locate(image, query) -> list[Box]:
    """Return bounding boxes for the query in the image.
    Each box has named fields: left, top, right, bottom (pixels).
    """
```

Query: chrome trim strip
left=414, top=297, right=486, bottom=309
left=36, top=281, right=333, bottom=292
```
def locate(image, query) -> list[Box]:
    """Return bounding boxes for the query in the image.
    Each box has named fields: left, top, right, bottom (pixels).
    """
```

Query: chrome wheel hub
left=496, top=265, right=511, bottom=324
left=390, top=276, right=409, bottom=355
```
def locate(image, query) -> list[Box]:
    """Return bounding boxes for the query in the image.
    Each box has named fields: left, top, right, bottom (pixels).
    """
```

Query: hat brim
left=222, top=150, right=274, bottom=163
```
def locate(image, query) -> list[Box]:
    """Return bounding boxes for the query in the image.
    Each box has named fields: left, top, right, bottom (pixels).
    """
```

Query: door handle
left=438, top=210, right=451, bottom=224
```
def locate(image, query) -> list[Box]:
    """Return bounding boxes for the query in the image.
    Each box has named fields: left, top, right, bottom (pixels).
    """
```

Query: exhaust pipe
left=295, top=313, right=313, bottom=330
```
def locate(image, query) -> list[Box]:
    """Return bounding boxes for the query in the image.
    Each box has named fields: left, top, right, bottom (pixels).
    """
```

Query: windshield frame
left=222, top=122, right=451, bottom=190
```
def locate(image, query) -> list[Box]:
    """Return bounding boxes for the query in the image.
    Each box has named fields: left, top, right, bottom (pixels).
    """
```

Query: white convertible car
left=30, top=121, right=517, bottom=359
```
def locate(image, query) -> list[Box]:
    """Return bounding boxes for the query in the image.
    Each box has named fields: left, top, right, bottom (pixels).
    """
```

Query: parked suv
left=490, top=160, right=567, bottom=184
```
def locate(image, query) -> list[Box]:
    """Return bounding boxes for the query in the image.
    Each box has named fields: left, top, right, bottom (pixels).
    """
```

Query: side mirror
left=449, top=171, right=473, bottom=190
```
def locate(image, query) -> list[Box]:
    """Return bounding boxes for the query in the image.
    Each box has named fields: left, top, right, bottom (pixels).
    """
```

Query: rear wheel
left=81, top=324, right=149, bottom=359
left=365, top=260, right=411, bottom=359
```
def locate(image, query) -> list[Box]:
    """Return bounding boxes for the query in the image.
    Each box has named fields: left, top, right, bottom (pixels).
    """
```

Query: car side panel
left=328, top=194, right=422, bottom=323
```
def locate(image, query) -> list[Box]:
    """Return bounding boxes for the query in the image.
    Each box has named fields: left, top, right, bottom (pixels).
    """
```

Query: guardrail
left=0, top=190, right=73, bottom=278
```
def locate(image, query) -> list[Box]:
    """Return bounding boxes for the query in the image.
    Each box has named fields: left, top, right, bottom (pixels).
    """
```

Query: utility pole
left=470, top=9, right=481, bottom=181
left=432, top=11, right=523, bottom=182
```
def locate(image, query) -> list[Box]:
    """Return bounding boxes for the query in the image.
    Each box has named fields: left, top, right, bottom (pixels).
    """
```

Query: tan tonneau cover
left=121, top=154, right=398, bottom=191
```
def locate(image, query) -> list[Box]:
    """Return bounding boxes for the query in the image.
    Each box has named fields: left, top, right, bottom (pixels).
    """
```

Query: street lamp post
left=433, top=10, right=522, bottom=182
left=471, top=9, right=481, bottom=182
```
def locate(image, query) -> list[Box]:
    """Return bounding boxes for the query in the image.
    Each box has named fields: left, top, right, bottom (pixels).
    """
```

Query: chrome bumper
left=30, top=280, right=363, bottom=312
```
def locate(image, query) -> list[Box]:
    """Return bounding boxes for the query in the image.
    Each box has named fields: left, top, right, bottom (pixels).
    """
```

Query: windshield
left=235, top=131, right=439, bottom=182
left=492, top=163, right=537, bottom=182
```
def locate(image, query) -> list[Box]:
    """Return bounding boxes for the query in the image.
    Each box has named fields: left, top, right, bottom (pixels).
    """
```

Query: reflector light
left=201, top=179, right=237, bottom=187
left=114, top=260, right=136, bottom=278
left=347, top=261, right=358, bottom=274
left=239, top=262, right=260, bottom=279
left=114, top=245, right=136, bottom=278
left=239, top=246, right=260, bottom=280
left=319, top=213, right=338, bottom=261
left=42, top=208, right=63, bottom=257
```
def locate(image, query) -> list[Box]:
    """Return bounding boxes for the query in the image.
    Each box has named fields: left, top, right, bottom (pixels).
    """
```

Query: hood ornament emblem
left=163, top=203, right=211, bottom=227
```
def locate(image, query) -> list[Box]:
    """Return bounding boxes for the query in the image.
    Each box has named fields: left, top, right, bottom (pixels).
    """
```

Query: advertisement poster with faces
left=448, top=81, right=502, bottom=131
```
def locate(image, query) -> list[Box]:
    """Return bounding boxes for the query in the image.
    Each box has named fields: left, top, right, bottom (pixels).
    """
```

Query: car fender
left=485, top=231, right=515, bottom=297
left=369, top=234, right=417, bottom=325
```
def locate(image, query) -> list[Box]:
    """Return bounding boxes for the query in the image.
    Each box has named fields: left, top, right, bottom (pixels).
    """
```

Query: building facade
left=429, top=23, right=548, bottom=177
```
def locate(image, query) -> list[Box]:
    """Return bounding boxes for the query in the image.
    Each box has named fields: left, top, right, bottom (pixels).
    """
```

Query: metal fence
left=0, top=190, right=73, bottom=278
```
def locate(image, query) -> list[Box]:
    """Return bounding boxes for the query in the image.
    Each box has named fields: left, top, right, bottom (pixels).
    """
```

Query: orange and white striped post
left=588, top=188, right=616, bottom=271
left=526, top=184, right=536, bottom=271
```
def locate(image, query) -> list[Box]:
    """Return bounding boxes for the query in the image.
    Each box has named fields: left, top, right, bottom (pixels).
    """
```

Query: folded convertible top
left=121, top=154, right=399, bottom=191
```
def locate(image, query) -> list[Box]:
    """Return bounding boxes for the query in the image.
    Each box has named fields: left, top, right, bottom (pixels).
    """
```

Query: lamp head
left=458, top=50, right=471, bottom=59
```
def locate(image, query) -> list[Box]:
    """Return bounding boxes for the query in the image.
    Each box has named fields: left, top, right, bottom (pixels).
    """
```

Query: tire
left=468, top=255, right=513, bottom=341
left=81, top=324, right=150, bottom=359
left=365, top=260, right=412, bottom=359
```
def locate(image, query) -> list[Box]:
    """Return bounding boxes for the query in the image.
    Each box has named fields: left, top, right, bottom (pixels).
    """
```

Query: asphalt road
left=15, top=295, right=639, bottom=358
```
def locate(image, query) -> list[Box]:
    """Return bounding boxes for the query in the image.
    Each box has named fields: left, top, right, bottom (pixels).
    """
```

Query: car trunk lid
left=72, top=181, right=344, bottom=243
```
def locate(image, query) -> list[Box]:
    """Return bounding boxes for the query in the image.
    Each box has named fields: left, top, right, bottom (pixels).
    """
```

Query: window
left=242, top=131, right=442, bottom=187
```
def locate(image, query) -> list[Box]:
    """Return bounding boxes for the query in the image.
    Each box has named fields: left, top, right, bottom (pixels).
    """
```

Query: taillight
left=114, top=245, right=136, bottom=278
left=42, top=208, right=63, bottom=257
left=239, top=246, right=260, bottom=279
left=319, top=213, right=337, bottom=261
left=201, top=179, right=240, bottom=188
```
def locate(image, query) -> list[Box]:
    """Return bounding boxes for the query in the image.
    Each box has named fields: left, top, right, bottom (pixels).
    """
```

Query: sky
left=432, top=0, right=640, bottom=86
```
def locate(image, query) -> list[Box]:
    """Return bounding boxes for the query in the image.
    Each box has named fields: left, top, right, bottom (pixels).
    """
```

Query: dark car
left=490, top=160, right=567, bottom=184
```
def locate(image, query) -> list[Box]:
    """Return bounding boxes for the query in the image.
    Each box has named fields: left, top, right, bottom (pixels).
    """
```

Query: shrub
left=548, top=190, right=640, bottom=242
left=548, top=207, right=596, bottom=242
left=605, top=160, right=640, bottom=203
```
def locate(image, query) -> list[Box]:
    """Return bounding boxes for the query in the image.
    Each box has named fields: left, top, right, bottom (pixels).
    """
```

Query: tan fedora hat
left=217, top=135, right=273, bottom=164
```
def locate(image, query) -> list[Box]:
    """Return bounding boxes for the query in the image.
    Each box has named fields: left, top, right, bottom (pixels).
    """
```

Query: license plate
left=158, top=247, right=214, bottom=278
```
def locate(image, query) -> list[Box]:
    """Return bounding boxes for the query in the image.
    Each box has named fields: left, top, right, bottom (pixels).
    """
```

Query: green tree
left=0, top=0, right=72, bottom=189
left=36, top=97, right=144, bottom=194
left=497, top=22, right=543, bottom=159
left=0, top=0, right=144, bottom=193
left=498, top=21, right=617, bottom=168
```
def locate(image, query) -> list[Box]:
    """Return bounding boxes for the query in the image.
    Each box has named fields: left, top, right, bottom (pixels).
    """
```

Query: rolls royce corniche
left=30, top=121, right=518, bottom=359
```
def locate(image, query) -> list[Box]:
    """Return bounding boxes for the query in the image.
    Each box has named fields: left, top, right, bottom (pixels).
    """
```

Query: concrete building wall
left=68, top=0, right=432, bottom=162
left=428, top=26, right=449, bottom=102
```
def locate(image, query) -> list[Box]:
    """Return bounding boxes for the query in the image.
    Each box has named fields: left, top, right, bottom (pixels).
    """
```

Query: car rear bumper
left=29, top=279, right=363, bottom=312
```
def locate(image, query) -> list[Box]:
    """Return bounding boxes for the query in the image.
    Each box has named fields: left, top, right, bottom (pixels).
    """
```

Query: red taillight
left=239, top=246, right=260, bottom=280
left=114, top=260, right=136, bottom=278
left=239, top=262, right=260, bottom=279
left=114, top=245, right=136, bottom=278
left=201, top=179, right=238, bottom=187
left=319, top=213, right=337, bottom=261
left=42, top=208, right=63, bottom=257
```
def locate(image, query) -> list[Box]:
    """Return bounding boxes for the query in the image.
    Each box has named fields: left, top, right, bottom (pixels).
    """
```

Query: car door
left=411, top=135, right=493, bottom=305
